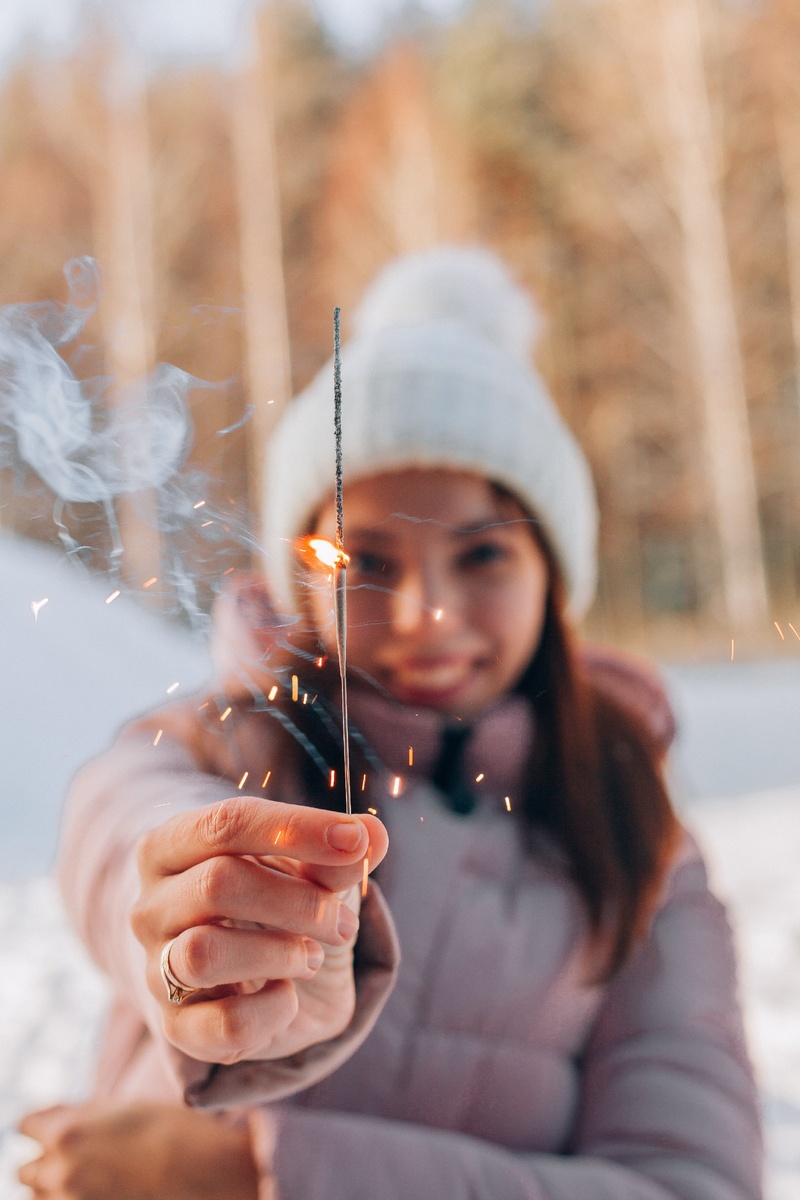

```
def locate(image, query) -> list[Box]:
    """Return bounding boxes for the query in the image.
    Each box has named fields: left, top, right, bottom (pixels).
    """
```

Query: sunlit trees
left=2, top=0, right=800, bottom=647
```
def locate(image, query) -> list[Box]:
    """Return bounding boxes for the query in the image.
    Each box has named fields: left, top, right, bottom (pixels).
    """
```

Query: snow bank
left=0, top=532, right=210, bottom=878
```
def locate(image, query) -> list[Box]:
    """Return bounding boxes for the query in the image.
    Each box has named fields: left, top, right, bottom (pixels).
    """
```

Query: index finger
left=138, top=796, right=375, bottom=880
left=19, top=1105, right=86, bottom=1144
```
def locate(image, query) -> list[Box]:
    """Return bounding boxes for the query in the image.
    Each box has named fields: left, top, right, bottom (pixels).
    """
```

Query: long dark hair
left=517, top=552, right=681, bottom=978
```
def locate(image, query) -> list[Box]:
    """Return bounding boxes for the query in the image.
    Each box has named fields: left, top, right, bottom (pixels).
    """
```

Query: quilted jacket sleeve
left=57, top=705, right=398, bottom=1106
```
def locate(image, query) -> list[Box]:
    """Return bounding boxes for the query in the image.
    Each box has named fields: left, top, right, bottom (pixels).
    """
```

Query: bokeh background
left=2, top=1, right=800, bottom=1196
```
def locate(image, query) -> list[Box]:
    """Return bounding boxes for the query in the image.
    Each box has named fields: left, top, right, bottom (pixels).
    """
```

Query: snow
left=1, top=532, right=799, bottom=1196
left=0, top=531, right=210, bottom=879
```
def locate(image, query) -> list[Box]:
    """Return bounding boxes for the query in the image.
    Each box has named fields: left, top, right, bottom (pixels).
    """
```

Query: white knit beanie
left=262, top=246, right=598, bottom=617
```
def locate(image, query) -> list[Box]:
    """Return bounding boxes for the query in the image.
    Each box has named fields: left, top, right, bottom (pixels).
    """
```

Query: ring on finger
left=160, top=938, right=203, bottom=1006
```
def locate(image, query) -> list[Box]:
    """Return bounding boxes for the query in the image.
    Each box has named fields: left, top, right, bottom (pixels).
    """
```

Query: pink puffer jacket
left=58, top=578, right=762, bottom=1200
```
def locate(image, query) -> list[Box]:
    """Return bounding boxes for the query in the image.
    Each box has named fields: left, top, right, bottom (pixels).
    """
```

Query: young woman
left=20, top=248, right=762, bottom=1200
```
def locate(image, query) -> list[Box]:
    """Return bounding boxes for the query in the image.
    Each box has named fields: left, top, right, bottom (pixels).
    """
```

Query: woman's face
left=304, top=469, right=550, bottom=721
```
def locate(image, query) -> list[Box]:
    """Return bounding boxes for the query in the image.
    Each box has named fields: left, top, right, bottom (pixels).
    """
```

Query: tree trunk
left=381, top=46, right=440, bottom=253
left=94, top=45, right=163, bottom=596
left=656, top=0, right=768, bottom=627
left=230, top=5, right=292, bottom=522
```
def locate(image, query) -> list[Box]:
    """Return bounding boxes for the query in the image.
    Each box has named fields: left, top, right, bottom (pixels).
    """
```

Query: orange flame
left=295, top=535, right=350, bottom=571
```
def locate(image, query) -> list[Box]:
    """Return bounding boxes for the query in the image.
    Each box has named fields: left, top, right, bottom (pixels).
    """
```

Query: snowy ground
left=2, top=533, right=800, bottom=1196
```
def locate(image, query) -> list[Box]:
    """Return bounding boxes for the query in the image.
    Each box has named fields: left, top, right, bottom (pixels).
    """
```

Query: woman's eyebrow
left=451, top=515, right=528, bottom=535
left=346, top=528, right=394, bottom=542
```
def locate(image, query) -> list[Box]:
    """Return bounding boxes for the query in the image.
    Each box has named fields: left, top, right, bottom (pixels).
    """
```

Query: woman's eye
left=459, top=542, right=508, bottom=569
left=351, top=551, right=392, bottom=577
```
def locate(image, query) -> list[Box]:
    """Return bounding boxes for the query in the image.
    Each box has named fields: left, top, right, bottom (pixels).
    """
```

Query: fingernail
left=338, top=904, right=359, bottom=939
left=304, top=940, right=324, bottom=971
left=326, top=821, right=364, bottom=853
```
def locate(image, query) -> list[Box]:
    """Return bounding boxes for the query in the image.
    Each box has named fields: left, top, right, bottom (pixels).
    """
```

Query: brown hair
left=516, top=554, right=681, bottom=979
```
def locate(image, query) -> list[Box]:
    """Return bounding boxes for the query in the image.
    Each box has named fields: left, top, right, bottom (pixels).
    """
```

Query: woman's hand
left=18, top=1102, right=262, bottom=1200
left=131, top=797, right=389, bottom=1065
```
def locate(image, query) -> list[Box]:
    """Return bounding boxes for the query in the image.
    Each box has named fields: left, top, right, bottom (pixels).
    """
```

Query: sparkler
left=293, top=309, right=353, bottom=815
left=332, top=308, right=353, bottom=817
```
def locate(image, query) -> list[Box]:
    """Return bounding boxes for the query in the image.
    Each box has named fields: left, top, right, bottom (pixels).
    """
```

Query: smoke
left=0, top=257, right=251, bottom=633
left=0, top=258, right=191, bottom=501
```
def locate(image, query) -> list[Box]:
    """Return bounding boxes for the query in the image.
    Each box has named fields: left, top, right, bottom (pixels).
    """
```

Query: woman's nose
left=391, top=568, right=446, bottom=635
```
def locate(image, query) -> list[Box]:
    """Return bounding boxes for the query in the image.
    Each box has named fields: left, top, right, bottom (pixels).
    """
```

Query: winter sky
left=0, top=0, right=469, bottom=69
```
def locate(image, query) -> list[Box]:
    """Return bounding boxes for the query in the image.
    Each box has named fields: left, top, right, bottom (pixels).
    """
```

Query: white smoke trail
left=0, top=258, right=247, bottom=631
left=0, top=258, right=191, bottom=503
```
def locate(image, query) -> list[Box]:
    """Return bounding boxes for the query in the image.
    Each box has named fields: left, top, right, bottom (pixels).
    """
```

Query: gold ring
left=160, top=939, right=202, bottom=1005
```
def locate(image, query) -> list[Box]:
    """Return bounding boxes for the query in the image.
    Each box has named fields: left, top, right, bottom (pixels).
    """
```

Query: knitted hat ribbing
left=262, top=247, right=598, bottom=617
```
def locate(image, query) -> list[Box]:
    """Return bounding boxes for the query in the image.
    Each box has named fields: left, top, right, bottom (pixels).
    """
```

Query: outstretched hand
left=18, top=1102, right=262, bottom=1200
left=131, top=797, right=389, bottom=1065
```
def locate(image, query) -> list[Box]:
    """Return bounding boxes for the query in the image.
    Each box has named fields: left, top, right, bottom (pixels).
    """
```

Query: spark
left=317, top=656, right=326, bottom=668
left=238, top=771, right=249, bottom=790
left=220, top=706, right=232, bottom=721
left=294, top=535, right=350, bottom=571
left=153, top=729, right=163, bottom=746
left=362, top=858, right=369, bottom=898
left=303, top=692, right=308, bottom=705
left=434, top=608, right=443, bottom=621
left=200, top=520, right=213, bottom=527
left=367, top=806, right=377, bottom=815
left=30, top=597, right=49, bottom=622
left=790, top=624, right=800, bottom=641
left=475, top=772, right=485, bottom=783
left=392, top=775, right=402, bottom=796
left=262, top=771, right=271, bottom=788
left=329, top=770, right=336, bottom=788
left=361, top=774, right=367, bottom=791
left=268, top=685, right=279, bottom=701
left=292, top=675, right=299, bottom=701
left=105, top=589, right=121, bottom=604
left=193, top=500, right=206, bottom=509
left=408, top=746, right=414, bottom=766
left=166, top=682, right=180, bottom=694
left=273, top=829, right=283, bottom=846
left=197, top=701, right=209, bottom=710
left=730, top=639, right=735, bottom=662
left=223, top=567, right=235, bottom=575
left=143, top=577, right=158, bottom=589
left=505, top=796, right=512, bottom=812
left=775, top=621, right=785, bottom=641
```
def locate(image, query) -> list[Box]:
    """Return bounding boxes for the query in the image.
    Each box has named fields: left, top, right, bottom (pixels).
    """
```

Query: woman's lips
left=385, top=658, right=478, bottom=702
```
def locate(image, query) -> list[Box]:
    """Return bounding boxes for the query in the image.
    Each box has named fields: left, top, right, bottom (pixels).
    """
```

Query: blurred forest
left=2, top=0, right=800, bottom=657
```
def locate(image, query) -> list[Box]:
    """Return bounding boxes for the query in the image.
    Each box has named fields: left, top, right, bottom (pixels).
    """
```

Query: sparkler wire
left=333, top=308, right=352, bottom=816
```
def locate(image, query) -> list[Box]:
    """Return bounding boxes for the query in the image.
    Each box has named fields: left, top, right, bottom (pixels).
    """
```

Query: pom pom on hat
left=352, top=246, right=539, bottom=363
left=262, top=245, right=597, bottom=618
